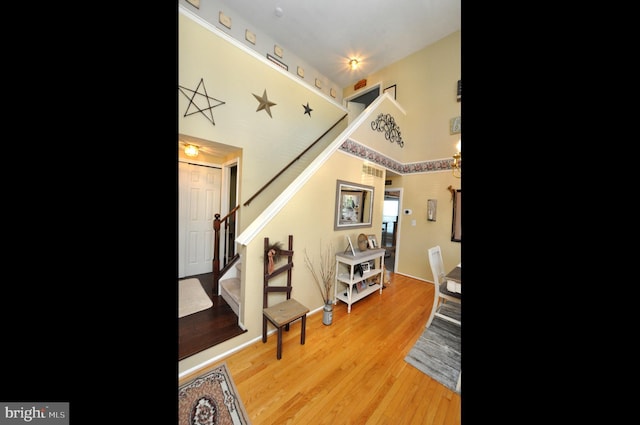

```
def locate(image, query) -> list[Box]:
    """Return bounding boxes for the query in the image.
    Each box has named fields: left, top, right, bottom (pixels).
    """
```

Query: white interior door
left=178, top=162, right=221, bottom=278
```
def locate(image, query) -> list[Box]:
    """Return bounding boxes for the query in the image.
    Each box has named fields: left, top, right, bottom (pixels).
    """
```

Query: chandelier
left=452, top=139, right=461, bottom=178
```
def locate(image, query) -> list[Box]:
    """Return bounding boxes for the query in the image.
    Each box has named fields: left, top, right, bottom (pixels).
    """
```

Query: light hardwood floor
left=179, top=273, right=461, bottom=425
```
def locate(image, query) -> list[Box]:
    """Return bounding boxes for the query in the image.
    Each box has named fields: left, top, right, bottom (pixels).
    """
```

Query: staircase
left=219, top=260, right=242, bottom=323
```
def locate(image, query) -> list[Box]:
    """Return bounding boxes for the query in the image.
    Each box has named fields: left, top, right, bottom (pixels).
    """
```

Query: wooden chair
left=426, top=245, right=461, bottom=328
left=427, top=245, right=462, bottom=392
left=262, top=235, right=310, bottom=360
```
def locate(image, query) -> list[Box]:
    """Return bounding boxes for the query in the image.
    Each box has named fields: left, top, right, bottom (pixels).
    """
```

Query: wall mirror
left=334, top=180, right=374, bottom=230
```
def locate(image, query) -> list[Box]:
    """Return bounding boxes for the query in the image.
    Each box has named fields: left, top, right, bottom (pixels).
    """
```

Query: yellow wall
left=179, top=11, right=347, bottom=228
left=343, top=31, right=461, bottom=162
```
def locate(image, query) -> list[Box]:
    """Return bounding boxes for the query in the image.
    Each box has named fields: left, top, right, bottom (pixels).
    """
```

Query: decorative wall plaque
left=354, top=79, right=367, bottom=90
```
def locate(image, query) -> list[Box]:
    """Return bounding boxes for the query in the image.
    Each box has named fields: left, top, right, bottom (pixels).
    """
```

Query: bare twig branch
left=304, top=242, right=336, bottom=304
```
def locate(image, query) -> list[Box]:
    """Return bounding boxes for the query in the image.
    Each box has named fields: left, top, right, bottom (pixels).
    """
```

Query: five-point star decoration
left=178, top=78, right=225, bottom=126
left=252, top=89, right=277, bottom=118
left=302, top=102, right=313, bottom=117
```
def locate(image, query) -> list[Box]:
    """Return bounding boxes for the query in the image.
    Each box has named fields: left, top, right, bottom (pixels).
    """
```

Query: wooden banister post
left=212, top=213, right=221, bottom=296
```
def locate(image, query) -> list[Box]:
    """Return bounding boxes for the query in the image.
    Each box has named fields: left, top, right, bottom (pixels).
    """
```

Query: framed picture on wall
left=383, top=84, right=397, bottom=100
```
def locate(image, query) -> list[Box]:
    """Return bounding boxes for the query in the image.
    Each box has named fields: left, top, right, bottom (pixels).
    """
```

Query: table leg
left=300, top=315, right=307, bottom=345
left=262, top=317, right=267, bottom=342
left=276, top=327, right=283, bottom=360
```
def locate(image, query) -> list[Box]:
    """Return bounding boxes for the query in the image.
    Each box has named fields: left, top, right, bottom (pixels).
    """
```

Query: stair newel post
left=212, top=213, right=222, bottom=296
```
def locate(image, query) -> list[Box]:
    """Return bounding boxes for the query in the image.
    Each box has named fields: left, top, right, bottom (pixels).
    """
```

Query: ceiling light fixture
left=184, top=144, right=199, bottom=157
left=349, top=58, right=359, bottom=70
left=452, top=139, right=461, bottom=178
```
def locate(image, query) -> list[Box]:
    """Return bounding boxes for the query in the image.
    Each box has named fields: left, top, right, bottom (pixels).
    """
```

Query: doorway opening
left=344, top=83, right=381, bottom=124
left=220, top=162, right=238, bottom=268
left=383, top=189, right=401, bottom=272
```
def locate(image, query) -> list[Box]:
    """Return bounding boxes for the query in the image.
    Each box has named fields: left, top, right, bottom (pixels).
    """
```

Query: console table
left=335, top=248, right=386, bottom=313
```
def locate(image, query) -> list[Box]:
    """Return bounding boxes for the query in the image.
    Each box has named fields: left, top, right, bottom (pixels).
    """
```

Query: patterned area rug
left=178, top=362, right=251, bottom=425
left=178, top=278, right=213, bottom=318
left=404, top=316, right=461, bottom=393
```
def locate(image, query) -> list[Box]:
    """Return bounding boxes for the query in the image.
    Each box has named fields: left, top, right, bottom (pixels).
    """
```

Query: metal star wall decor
left=178, top=78, right=225, bottom=126
left=252, top=89, right=276, bottom=118
left=302, top=102, right=313, bottom=117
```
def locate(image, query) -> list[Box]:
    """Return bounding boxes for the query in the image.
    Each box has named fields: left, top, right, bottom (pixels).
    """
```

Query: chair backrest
left=428, top=245, right=446, bottom=286
left=427, top=245, right=461, bottom=327
left=263, top=235, right=295, bottom=309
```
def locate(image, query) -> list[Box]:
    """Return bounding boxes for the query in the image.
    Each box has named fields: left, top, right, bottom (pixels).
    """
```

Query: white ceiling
left=215, top=0, right=461, bottom=89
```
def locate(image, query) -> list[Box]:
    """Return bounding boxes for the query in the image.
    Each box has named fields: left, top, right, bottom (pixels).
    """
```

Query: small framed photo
left=383, top=84, right=397, bottom=100
left=367, top=234, right=378, bottom=249
left=360, top=262, right=371, bottom=273
left=345, top=236, right=356, bottom=256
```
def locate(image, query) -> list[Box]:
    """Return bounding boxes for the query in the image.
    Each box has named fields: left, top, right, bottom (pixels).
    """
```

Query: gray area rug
left=404, top=315, right=461, bottom=393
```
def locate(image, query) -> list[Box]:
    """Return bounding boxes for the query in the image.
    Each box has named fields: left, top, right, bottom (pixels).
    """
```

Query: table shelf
left=335, top=248, right=385, bottom=313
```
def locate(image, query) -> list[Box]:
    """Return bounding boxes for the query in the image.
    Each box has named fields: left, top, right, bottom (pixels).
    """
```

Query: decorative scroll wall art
left=370, top=113, right=404, bottom=147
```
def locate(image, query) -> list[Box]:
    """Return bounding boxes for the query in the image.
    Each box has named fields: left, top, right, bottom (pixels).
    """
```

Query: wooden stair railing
left=212, top=114, right=348, bottom=294
left=243, top=113, right=348, bottom=206
left=212, top=205, right=240, bottom=296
